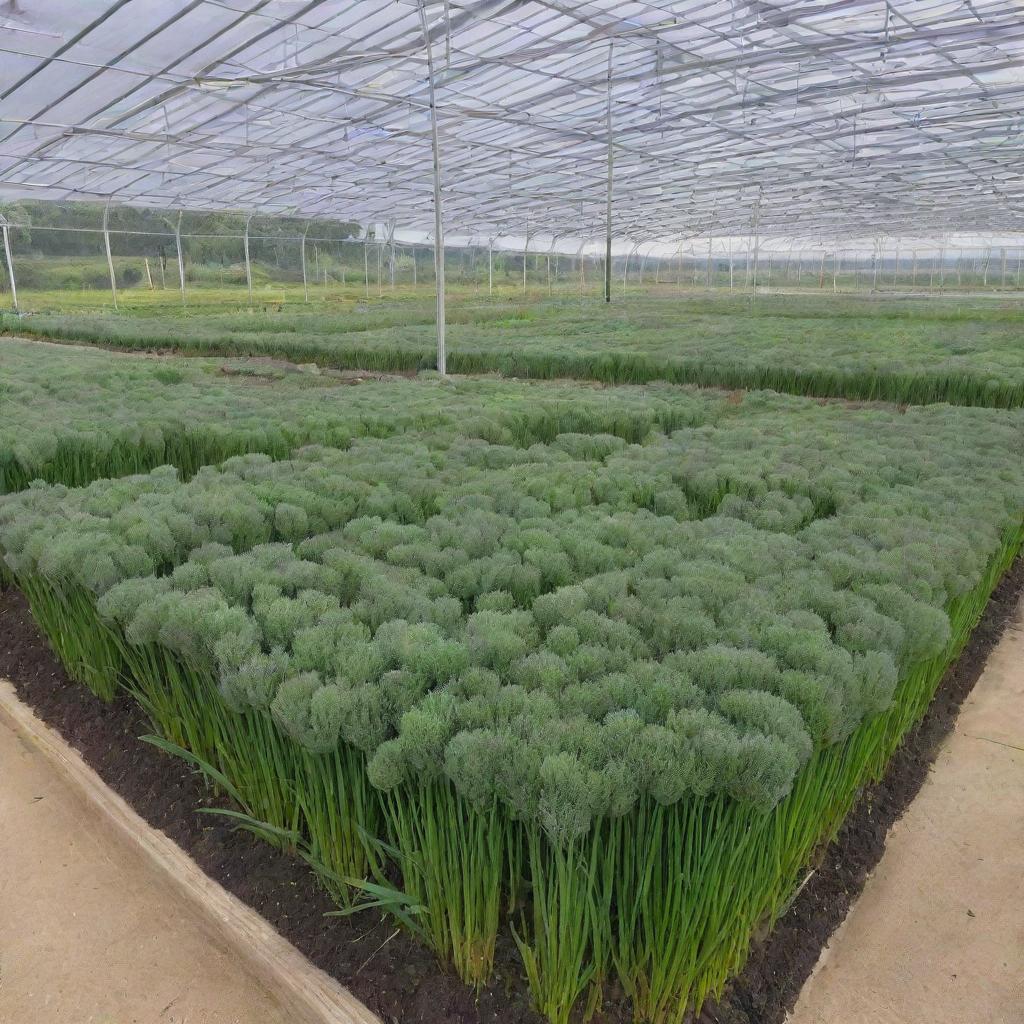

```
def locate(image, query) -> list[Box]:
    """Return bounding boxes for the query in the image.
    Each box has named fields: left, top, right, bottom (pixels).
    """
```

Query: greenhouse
left=1, top=4, right=1022, bottom=1024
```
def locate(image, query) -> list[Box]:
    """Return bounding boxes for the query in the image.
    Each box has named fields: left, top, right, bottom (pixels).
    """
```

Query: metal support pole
left=364, top=238, right=370, bottom=299
left=728, top=236, right=734, bottom=290
left=892, top=243, right=900, bottom=287
left=706, top=235, right=713, bottom=289
left=488, top=238, right=494, bottom=297
left=103, top=201, right=118, bottom=310
left=1000, top=247, right=1007, bottom=289
left=833, top=249, right=839, bottom=293
left=244, top=213, right=254, bottom=305
left=301, top=224, right=310, bottom=303
left=419, top=0, right=446, bottom=374
left=1, top=216, right=19, bottom=313
left=604, top=43, right=613, bottom=304
left=938, top=245, right=945, bottom=291
left=818, top=250, right=826, bottom=288
left=174, top=211, right=186, bottom=307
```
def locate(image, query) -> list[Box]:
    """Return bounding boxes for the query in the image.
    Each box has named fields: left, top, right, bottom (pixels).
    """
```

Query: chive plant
left=1, top=379, right=1022, bottom=1024
left=8, top=294, right=1024, bottom=407
left=0, top=338, right=722, bottom=494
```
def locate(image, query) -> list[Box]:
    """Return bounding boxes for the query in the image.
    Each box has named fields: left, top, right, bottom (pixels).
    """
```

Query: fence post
left=102, top=201, right=118, bottom=310
left=301, top=223, right=310, bottom=303
left=750, top=191, right=762, bottom=294
left=0, top=215, right=18, bottom=312
left=244, top=213, right=254, bottom=305
left=523, top=223, right=531, bottom=294
left=387, top=221, right=396, bottom=290
left=174, top=211, right=186, bottom=307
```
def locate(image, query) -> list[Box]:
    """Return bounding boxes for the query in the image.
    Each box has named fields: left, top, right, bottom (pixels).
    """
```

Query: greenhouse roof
left=2, top=0, right=1024, bottom=242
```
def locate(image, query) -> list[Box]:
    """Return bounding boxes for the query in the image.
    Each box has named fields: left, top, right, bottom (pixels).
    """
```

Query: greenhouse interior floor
left=790, top=595, right=1024, bottom=1024
left=0, top=697, right=295, bottom=1024
left=0, top=595, right=1020, bottom=1024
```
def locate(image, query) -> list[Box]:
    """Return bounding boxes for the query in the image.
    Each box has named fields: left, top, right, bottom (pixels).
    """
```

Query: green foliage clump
left=2, top=370, right=1023, bottom=1024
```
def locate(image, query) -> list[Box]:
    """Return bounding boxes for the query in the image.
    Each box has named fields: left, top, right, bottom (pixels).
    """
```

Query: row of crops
left=6, top=294, right=1024, bottom=406
left=1, top=338, right=1022, bottom=1024
left=0, top=338, right=713, bottom=493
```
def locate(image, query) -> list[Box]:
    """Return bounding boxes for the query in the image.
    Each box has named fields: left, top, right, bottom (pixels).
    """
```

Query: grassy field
left=5, top=287, right=1024, bottom=407
left=0, top=334, right=1022, bottom=1023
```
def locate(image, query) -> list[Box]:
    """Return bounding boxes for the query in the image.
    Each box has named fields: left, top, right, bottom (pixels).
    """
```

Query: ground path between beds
left=788, top=595, right=1024, bottom=1024
left=0, top=678, right=378, bottom=1024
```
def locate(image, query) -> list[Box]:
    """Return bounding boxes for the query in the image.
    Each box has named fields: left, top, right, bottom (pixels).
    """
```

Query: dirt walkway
left=0, top=708, right=294, bottom=1024
left=789, top=597, right=1024, bottom=1024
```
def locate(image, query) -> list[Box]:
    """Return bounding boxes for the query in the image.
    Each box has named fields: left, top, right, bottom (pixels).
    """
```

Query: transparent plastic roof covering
left=2, top=0, right=1024, bottom=243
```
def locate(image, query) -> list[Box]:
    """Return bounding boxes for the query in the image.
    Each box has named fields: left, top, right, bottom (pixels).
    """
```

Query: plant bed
left=0, top=584, right=544, bottom=1024
left=2, top=559, right=1021, bottom=1024
left=1, top=385, right=1022, bottom=1024
left=8, top=292, right=1024, bottom=408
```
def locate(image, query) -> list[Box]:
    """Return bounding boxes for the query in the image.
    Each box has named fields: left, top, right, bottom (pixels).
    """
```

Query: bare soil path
left=788, top=596, right=1024, bottom=1024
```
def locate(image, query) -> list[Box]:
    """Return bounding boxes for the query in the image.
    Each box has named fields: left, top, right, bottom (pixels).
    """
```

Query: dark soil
left=2, top=556, right=1021, bottom=1024
left=0, top=586, right=543, bottom=1024
left=703, top=554, right=1024, bottom=1024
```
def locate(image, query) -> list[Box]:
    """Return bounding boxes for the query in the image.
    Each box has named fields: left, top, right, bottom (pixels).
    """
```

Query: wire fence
left=2, top=216, right=1024, bottom=316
